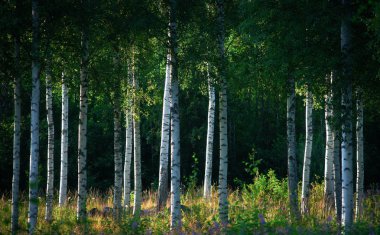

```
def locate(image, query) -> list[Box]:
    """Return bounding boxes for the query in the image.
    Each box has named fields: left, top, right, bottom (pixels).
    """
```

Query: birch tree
left=157, top=53, right=171, bottom=210
left=45, top=43, right=54, bottom=222
left=333, top=124, right=342, bottom=223
left=324, top=74, right=334, bottom=208
left=132, top=58, right=142, bottom=217
left=123, top=61, right=133, bottom=210
left=341, top=0, right=354, bottom=230
left=77, top=1, right=90, bottom=220
left=11, top=32, right=21, bottom=234
left=113, top=102, right=123, bottom=218
left=59, top=71, right=69, bottom=207
left=355, top=88, right=364, bottom=220
left=216, top=0, right=229, bottom=226
left=331, top=71, right=342, bottom=223
left=168, top=0, right=181, bottom=230
left=287, top=77, right=300, bottom=220
left=301, top=85, right=313, bottom=215
left=123, top=110, right=132, bottom=210
left=28, top=0, right=41, bottom=232
left=112, top=48, right=123, bottom=218
left=203, top=63, right=215, bottom=199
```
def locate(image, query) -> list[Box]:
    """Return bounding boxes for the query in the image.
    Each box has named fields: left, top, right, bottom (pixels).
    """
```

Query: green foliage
left=1, top=174, right=380, bottom=234
left=184, top=153, right=199, bottom=191
left=1, top=1, right=380, bottom=234
left=243, top=147, right=262, bottom=177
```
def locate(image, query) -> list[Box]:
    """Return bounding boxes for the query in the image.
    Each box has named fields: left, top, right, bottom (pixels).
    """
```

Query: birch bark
left=331, top=71, right=342, bottom=223
left=11, top=33, right=21, bottom=234
left=123, top=109, right=132, bottom=210
left=168, top=0, right=181, bottom=230
left=157, top=53, right=171, bottom=210
left=123, top=63, right=133, bottom=210
left=45, top=44, right=54, bottom=222
left=287, top=77, right=300, bottom=220
left=203, top=63, right=215, bottom=199
left=59, top=71, right=69, bottom=206
left=113, top=100, right=122, bottom=217
left=216, top=0, right=229, bottom=226
left=113, top=49, right=123, bottom=219
left=333, top=128, right=342, bottom=223
left=301, top=86, right=313, bottom=215
left=355, top=88, right=364, bottom=220
left=170, top=68, right=181, bottom=230
left=132, top=62, right=142, bottom=217
left=28, top=0, right=41, bottom=232
left=324, top=75, right=334, bottom=208
left=77, top=8, right=89, bottom=220
left=341, top=0, right=354, bottom=230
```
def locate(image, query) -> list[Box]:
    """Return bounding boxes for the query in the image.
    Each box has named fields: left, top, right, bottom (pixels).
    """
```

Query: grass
left=1, top=171, right=379, bottom=234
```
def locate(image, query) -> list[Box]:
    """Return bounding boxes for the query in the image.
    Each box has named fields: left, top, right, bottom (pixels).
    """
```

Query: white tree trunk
left=168, top=0, right=181, bottom=230
left=11, top=34, right=21, bottom=234
left=113, top=49, right=123, bottom=218
left=133, top=116, right=142, bottom=216
left=324, top=75, right=334, bottom=207
left=123, top=108, right=133, bottom=210
left=203, top=63, right=215, bottom=200
left=157, top=53, right=171, bottom=210
left=123, top=62, right=133, bottom=210
left=341, top=0, right=354, bottom=230
left=45, top=46, right=54, bottom=222
left=355, top=88, right=364, bottom=220
left=287, top=77, right=299, bottom=220
left=170, top=70, right=181, bottom=230
left=132, top=65, right=142, bottom=217
left=301, top=86, right=313, bottom=215
left=331, top=71, right=342, bottom=223
left=28, top=0, right=41, bottom=232
left=216, top=0, right=229, bottom=226
left=113, top=102, right=122, bottom=217
left=341, top=84, right=353, bottom=230
left=333, top=128, right=342, bottom=223
left=77, top=16, right=89, bottom=221
left=59, top=71, right=69, bottom=207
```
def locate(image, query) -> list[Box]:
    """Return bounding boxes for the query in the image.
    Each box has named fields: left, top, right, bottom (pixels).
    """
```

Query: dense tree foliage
left=0, top=0, right=380, bottom=232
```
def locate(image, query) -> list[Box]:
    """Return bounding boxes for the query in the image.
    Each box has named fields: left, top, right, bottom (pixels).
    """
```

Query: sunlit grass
left=1, top=172, right=379, bottom=234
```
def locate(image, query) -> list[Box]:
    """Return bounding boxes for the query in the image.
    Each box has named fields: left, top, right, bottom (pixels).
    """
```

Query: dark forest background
left=0, top=0, right=380, bottom=194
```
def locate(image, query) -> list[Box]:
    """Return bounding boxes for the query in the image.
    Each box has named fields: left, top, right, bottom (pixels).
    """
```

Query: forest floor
left=1, top=171, right=379, bottom=234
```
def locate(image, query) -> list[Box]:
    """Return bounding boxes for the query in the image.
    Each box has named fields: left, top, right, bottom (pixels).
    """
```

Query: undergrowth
left=1, top=171, right=379, bottom=234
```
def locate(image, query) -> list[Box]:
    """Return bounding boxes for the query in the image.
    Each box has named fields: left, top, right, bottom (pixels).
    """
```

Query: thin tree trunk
left=77, top=8, right=89, bottom=220
left=301, top=86, right=313, bottom=215
left=355, top=88, right=364, bottom=220
left=113, top=101, right=122, bottom=217
left=341, top=82, right=353, bottom=231
left=333, top=127, right=342, bottom=223
left=324, top=75, right=334, bottom=209
left=11, top=33, right=21, bottom=235
left=157, top=53, right=171, bottom=210
left=217, top=0, right=229, bottom=226
left=113, top=49, right=123, bottom=219
left=132, top=61, right=142, bottom=217
left=123, top=64, right=133, bottom=210
left=331, top=71, right=342, bottom=224
left=168, top=0, right=181, bottom=230
left=170, top=67, right=181, bottom=230
left=204, top=63, right=215, bottom=199
left=45, top=43, right=54, bottom=222
left=28, top=0, right=41, bottom=232
left=59, top=71, right=69, bottom=207
left=123, top=108, right=132, bottom=210
left=287, top=77, right=300, bottom=220
left=341, top=0, right=354, bottom=230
